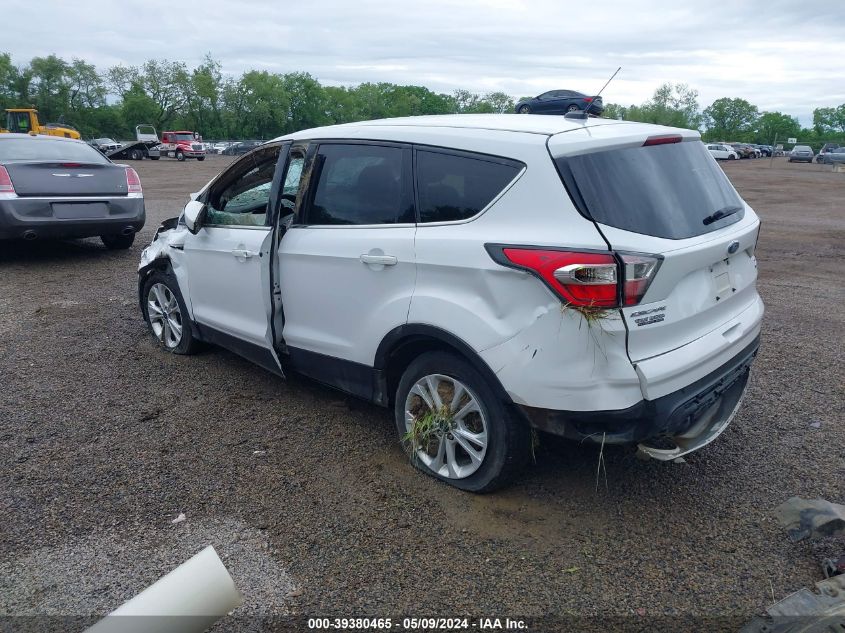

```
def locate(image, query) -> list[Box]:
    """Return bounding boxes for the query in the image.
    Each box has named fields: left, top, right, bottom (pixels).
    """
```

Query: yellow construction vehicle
left=0, top=108, right=80, bottom=139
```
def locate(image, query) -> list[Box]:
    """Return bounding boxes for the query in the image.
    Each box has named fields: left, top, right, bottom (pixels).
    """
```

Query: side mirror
left=183, top=199, right=206, bottom=234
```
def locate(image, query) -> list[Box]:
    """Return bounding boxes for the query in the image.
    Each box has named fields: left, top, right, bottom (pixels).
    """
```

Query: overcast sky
left=7, top=0, right=845, bottom=125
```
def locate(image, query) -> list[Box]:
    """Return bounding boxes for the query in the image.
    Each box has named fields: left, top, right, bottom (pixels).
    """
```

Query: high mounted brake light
left=125, top=167, right=142, bottom=194
left=486, top=246, right=661, bottom=308
left=643, top=135, right=683, bottom=146
left=0, top=166, right=14, bottom=193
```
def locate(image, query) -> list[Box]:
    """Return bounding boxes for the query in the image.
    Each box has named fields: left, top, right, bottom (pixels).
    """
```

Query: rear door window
left=305, top=143, right=413, bottom=225
left=415, top=149, right=523, bottom=223
left=555, top=140, right=745, bottom=239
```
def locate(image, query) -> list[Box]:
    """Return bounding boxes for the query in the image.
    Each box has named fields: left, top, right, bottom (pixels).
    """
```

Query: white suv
left=138, top=114, right=763, bottom=492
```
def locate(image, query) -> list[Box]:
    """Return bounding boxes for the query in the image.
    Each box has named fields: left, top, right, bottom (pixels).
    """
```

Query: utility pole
left=770, top=134, right=777, bottom=168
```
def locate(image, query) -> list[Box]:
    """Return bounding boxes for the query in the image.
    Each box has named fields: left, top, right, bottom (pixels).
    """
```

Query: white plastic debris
left=85, top=545, right=242, bottom=633
left=252, top=450, right=267, bottom=456
left=171, top=513, right=186, bottom=524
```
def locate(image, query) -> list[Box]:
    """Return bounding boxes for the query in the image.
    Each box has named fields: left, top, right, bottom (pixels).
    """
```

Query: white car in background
left=706, top=143, right=738, bottom=160
left=138, top=114, right=763, bottom=492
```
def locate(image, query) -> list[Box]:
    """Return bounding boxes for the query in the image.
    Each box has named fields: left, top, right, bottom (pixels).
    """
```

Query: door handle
left=360, top=254, right=398, bottom=266
left=231, top=249, right=255, bottom=259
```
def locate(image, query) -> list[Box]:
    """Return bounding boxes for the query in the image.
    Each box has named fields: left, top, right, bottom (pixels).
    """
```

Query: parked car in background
left=788, top=145, right=815, bottom=163
left=706, top=143, right=738, bottom=160
left=752, top=144, right=772, bottom=157
left=139, top=114, right=762, bottom=492
left=212, top=142, right=232, bottom=154
left=730, top=144, right=754, bottom=159
left=822, top=147, right=845, bottom=165
left=816, top=143, right=840, bottom=163
left=0, top=134, right=144, bottom=248
left=515, top=90, right=604, bottom=116
left=91, top=137, right=121, bottom=153
left=221, top=140, right=263, bottom=155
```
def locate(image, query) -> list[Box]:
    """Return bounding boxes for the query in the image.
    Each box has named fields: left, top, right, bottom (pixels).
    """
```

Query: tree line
left=1, top=53, right=843, bottom=148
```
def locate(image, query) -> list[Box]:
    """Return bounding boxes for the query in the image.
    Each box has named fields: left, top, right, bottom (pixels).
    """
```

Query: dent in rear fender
left=138, top=226, right=194, bottom=319
left=477, top=305, right=643, bottom=411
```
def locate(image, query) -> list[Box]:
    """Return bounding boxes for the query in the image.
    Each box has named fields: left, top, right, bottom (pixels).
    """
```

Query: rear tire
left=130, top=149, right=143, bottom=160
left=567, top=104, right=579, bottom=113
left=394, top=351, right=530, bottom=493
left=101, top=233, right=135, bottom=250
left=142, top=270, right=198, bottom=355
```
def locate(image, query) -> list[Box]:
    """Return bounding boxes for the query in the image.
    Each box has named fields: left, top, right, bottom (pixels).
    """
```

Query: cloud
left=7, top=0, right=845, bottom=124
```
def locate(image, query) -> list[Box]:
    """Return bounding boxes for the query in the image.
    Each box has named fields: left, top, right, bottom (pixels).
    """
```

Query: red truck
left=158, top=131, right=206, bottom=161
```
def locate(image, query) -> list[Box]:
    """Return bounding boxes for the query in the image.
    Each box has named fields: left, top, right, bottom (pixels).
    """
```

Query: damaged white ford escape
left=138, top=114, right=763, bottom=492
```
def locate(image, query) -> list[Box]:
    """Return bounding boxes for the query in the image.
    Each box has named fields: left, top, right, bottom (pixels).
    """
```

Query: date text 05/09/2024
left=307, top=617, right=529, bottom=630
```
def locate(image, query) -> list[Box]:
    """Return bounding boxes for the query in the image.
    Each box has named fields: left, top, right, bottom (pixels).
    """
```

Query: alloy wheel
left=404, top=374, right=488, bottom=479
left=147, top=283, right=183, bottom=349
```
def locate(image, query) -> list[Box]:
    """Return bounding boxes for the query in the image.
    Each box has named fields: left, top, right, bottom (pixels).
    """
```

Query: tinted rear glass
left=0, top=138, right=110, bottom=164
left=308, top=143, right=413, bottom=225
left=555, top=140, right=744, bottom=239
left=416, top=150, right=522, bottom=223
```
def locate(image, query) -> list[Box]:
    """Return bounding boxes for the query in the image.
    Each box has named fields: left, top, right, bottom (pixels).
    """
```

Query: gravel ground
left=0, top=155, right=842, bottom=632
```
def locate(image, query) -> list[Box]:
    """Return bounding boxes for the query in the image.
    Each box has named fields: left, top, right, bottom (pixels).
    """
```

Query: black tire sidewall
left=393, top=351, right=527, bottom=493
left=141, top=270, right=196, bottom=354
left=101, top=233, right=135, bottom=249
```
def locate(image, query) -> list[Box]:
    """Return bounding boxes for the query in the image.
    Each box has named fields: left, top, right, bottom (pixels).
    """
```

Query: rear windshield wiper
left=703, top=205, right=743, bottom=226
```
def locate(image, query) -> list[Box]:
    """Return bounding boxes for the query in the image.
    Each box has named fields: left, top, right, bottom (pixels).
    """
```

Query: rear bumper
left=519, top=334, right=760, bottom=445
left=0, top=196, right=145, bottom=240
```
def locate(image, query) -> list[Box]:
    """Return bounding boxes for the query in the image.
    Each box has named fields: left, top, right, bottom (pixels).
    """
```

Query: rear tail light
left=125, top=167, right=142, bottom=194
left=583, top=97, right=594, bottom=103
left=487, top=246, right=661, bottom=308
left=619, top=253, right=661, bottom=306
left=0, top=166, right=14, bottom=194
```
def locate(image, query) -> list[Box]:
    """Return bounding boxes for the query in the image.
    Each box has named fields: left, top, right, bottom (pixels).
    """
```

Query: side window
left=280, top=153, right=306, bottom=214
left=206, top=147, right=280, bottom=227
left=416, top=150, right=522, bottom=223
left=306, top=144, right=412, bottom=225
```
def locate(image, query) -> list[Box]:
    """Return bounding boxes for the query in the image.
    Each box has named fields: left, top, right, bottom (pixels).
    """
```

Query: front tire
left=518, top=104, right=531, bottom=114
left=142, top=271, right=198, bottom=355
left=176, top=150, right=185, bottom=161
left=197, top=156, right=205, bottom=161
left=101, top=233, right=135, bottom=250
left=394, top=351, right=530, bottom=493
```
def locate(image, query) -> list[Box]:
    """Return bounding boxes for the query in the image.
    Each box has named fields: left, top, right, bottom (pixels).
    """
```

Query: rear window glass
left=555, top=140, right=744, bottom=240
left=0, top=138, right=110, bottom=164
left=416, top=150, right=522, bottom=223
left=308, top=143, right=413, bottom=225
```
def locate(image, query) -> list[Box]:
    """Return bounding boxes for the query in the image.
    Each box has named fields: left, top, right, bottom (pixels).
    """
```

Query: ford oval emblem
left=727, top=241, right=740, bottom=254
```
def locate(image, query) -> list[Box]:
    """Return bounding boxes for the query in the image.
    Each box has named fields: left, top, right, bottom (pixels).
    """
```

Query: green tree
left=108, top=59, right=190, bottom=129
left=27, top=55, right=71, bottom=121
left=482, top=91, right=514, bottom=114
left=755, top=111, right=801, bottom=144
left=281, top=72, right=326, bottom=133
left=238, top=70, right=290, bottom=138
left=702, top=97, right=759, bottom=141
left=631, top=83, right=701, bottom=129
left=813, top=105, right=845, bottom=134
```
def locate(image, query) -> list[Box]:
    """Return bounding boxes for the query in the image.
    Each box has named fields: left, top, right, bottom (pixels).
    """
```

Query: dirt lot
left=1, top=155, right=843, bottom=631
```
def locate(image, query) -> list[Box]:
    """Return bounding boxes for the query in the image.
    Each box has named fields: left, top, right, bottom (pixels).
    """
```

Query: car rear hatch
left=3, top=162, right=129, bottom=197
left=549, top=124, right=762, bottom=400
